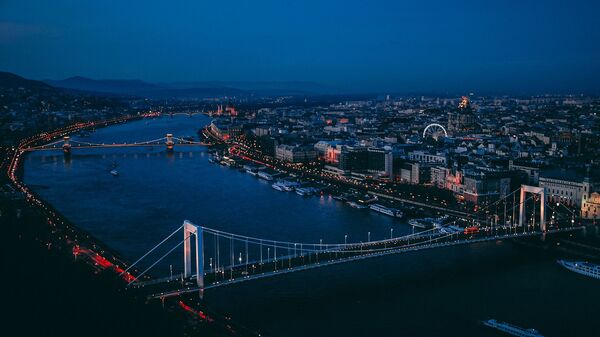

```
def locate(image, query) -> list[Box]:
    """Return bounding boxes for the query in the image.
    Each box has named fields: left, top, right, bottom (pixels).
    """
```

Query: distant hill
left=44, top=76, right=160, bottom=96
left=0, top=71, right=54, bottom=91
left=164, top=80, right=338, bottom=95
left=44, top=76, right=253, bottom=98
left=44, top=76, right=337, bottom=98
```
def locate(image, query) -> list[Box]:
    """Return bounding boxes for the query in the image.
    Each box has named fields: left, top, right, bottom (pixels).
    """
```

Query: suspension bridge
left=121, top=185, right=584, bottom=300
left=22, top=134, right=211, bottom=153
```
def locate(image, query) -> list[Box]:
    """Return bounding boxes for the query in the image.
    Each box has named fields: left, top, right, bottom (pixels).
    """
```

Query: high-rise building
left=339, top=146, right=368, bottom=171
left=339, top=146, right=392, bottom=177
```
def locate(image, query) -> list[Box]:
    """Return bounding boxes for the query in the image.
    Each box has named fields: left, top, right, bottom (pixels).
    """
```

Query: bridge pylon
left=183, top=220, right=204, bottom=288
left=519, top=185, right=546, bottom=232
left=62, top=136, right=71, bottom=155
left=165, top=134, right=174, bottom=152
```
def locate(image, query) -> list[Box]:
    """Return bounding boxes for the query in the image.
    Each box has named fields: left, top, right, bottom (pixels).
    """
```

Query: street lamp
left=368, top=231, right=371, bottom=242
left=344, top=235, right=347, bottom=245
left=390, top=228, right=394, bottom=239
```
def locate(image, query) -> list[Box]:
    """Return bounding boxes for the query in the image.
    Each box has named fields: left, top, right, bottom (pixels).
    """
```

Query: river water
left=23, top=116, right=599, bottom=337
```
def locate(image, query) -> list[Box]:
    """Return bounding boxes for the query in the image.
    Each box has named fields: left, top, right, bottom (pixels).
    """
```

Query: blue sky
left=1, top=0, right=599, bottom=93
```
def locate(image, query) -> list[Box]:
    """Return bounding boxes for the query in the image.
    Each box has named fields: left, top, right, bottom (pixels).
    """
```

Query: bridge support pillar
left=183, top=220, right=204, bottom=288
left=62, top=136, right=71, bottom=155
left=166, top=133, right=174, bottom=152
left=518, top=185, right=546, bottom=232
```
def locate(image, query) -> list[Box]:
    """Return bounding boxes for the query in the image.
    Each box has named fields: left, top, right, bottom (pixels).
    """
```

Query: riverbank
left=0, top=193, right=193, bottom=336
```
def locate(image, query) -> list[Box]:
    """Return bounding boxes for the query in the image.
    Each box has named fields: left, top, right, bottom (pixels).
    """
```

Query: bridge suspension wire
left=203, top=230, right=461, bottom=278
left=546, top=202, right=577, bottom=226
left=490, top=193, right=533, bottom=225
left=466, top=187, right=522, bottom=224
left=203, top=227, right=451, bottom=269
left=129, top=232, right=194, bottom=285
left=122, top=224, right=183, bottom=274
left=199, top=225, right=439, bottom=252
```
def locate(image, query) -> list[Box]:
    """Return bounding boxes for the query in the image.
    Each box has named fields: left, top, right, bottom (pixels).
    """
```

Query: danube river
left=24, top=116, right=598, bottom=337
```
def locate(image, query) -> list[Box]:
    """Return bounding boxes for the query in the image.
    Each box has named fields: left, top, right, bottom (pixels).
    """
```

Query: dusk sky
left=1, top=0, right=599, bottom=94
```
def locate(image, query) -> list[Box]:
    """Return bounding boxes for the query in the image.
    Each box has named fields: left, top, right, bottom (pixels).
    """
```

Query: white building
left=408, top=151, right=447, bottom=165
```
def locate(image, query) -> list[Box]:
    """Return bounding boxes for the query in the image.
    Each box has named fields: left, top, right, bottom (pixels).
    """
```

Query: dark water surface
left=24, top=116, right=599, bottom=337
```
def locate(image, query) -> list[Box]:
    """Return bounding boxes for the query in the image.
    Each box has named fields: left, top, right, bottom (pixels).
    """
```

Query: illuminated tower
left=447, top=96, right=477, bottom=135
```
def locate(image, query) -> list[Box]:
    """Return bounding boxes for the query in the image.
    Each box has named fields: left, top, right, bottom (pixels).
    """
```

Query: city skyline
left=1, top=0, right=600, bottom=94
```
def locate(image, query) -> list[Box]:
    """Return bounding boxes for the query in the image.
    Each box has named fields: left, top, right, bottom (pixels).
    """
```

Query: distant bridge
left=22, top=134, right=211, bottom=153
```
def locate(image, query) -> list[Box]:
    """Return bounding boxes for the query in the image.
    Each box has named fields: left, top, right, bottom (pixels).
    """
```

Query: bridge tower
left=183, top=220, right=204, bottom=288
left=519, top=185, right=546, bottom=231
left=62, top=136, right=71, bottom=154
left=165, top=133, right=174, bottom=152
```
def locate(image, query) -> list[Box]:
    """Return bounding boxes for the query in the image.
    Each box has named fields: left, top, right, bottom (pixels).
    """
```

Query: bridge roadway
left=140, top=225, right=582, bottom=300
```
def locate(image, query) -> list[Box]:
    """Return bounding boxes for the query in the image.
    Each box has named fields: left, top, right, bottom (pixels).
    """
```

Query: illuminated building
left=582, top=192, right=600, bottom=220
left=275, top=144, right=317, bottom=163
left=447, top=96, right=477, bottom=135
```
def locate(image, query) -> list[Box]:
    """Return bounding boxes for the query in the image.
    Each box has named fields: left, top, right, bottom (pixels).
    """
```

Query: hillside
left=0, top=71, right=55, bottom=91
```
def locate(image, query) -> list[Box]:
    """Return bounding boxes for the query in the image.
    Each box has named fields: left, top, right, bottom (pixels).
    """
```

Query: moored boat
left=295, top=187, right=317, bottom=196
left=347, top=201, right=369, bottom=209
left=482, top=319, right=544, bottom=337
left=272, top=180, right=300, bottom=192
left=369, top=203, right=403, bottom=218
left=557, top=260, right=600, bottom=280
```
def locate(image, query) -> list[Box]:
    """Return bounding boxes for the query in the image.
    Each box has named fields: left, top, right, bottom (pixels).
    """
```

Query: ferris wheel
left=423, top=123, right=448, bottom=140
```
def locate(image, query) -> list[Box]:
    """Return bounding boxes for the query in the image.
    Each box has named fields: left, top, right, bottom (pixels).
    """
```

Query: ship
left=272, top=182, right=285, bottom=191
left=110, top=169, right=119, bottom=176
left=295, top=187, right=318, bottom=196
left=557, top=260, right=600, bottom=280
left=369, top=204, right=403, bottom=218
left=244, top=164, right=265, bottom=176
left=332, top=195, right=348, bottom=202
left=347, top=201, right=369, bottom=209
left=272, top=180, right=300, bottom=192
left=282, top=181, right=300, bottom=191
left=408, top=218, right=433, bottom=229
left=258, top=170, right=280, bottom=181
left=243, top=164, right=259, bottom=176
left=482, top=319, right=544, bottom=337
